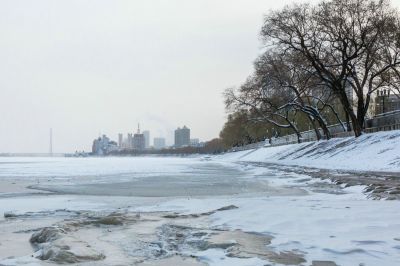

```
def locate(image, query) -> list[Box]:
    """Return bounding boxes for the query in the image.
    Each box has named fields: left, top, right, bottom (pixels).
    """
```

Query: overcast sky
left=1, top=0, right=400, bottom=153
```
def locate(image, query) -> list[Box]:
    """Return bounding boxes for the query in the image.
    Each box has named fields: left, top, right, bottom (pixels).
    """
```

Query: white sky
left=1, top=0, right=400, bottom=153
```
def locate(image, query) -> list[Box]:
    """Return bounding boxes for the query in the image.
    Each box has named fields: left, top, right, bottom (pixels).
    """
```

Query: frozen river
left=0, top=156, right=399, bottom=266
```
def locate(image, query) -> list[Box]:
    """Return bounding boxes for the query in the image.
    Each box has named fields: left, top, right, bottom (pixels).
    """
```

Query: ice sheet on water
left=0, top=256, right=41, bottom=266
left=196, top=249, right=266, bottom=266
left=0, top=196, right=109, bottom=221
left=0, top=156, right=201, bottom=179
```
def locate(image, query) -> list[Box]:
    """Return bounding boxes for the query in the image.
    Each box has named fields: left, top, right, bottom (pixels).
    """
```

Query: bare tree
left=262, top=0, right=400, bottom=137
left=224, top=76, right=304, bottom=143
left=255, top=51, right=346, bottom=140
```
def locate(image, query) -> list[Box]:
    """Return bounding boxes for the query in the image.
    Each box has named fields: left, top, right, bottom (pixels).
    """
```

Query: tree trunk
left=337, top=89, right=363, bottom=137
left=351, top=116, right=363, bottom=137
left=295, top=130, right=302, bottom=143
left=311, top=119, right=322, bottom=141
left=286, top=119, right=302, bottom=143
left=291, top=125, right=302, bottom=143
left=316, top=117, right=331, bottom=140
left=305, top=116, right=321, bottom=141
left=344, top=109, right=351, bottom=132
left=356, top=97, right=367, bottom=131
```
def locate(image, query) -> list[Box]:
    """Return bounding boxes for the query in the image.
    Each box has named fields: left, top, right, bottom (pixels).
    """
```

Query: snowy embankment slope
left=219, top=130, right=400, bottom=172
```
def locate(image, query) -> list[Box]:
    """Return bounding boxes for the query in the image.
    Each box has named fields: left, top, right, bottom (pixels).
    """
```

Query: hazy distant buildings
left=115, top=126, right=151, bottom=151
left=127, top=133, right=133, bottom=149
left=190, top=138, right=199, bottom=146
left=92, top=135, right=118, bottom=155
left=175, top=126, right=190, bottom=148
left=154, top=137, right=166, bottom=150
left=143, top=130, right=150, bottom=149
left=118, top=133, right=123, bottom=148
left=93, top=124, right=197, bottom=154
left=133, top=125, right=145, bottom=150
left=190, top=138, right=205, bottom=148
left=133, top=134, right=145, bottom=150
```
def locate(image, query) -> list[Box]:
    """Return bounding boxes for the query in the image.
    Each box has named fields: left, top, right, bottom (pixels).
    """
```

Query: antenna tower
left=49, top=128, right=53, bottom=156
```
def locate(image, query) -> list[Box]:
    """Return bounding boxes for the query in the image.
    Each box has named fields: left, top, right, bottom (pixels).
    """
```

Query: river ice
left=0, top=156, right=399, bottom=266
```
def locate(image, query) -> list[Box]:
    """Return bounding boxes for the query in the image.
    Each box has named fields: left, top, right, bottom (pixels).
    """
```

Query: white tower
left=49, top=128, right=53, bottom=156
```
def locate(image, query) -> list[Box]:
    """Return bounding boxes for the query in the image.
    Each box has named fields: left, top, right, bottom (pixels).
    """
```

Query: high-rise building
left=154, top=137, right=166, bottom=150
left=174, top=126, right=190, bottom=148
left=133, top=124, right=145, bottom=150
left=127, top=133, right=133, bottom=149
left=143, top=130, right=150, bottom=149
left=118, top=133, right=123, bottom=148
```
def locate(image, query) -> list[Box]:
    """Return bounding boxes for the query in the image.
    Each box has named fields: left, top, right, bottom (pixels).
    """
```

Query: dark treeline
left=108, top=138, right=225, bottom=156
left=220, top=0, right=400, bottom=148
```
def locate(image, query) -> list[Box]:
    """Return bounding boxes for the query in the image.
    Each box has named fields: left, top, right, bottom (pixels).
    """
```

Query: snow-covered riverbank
left=0, top=156, right=399, bottom=266
left=218, top=130, right=400, bottom=172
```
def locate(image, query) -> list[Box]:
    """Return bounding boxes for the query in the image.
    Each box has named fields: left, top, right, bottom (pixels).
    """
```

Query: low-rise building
left=154, top=137, right=166, bottom=150
left=92, top=135, right=118, bottom=155
left=190, top=138, right=199, bottom=146
left=374, top=90, right=400, bottom=115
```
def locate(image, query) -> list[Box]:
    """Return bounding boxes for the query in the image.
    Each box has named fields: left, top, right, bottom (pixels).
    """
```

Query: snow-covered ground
left=218, top=130, right=400, bottom=172
left=0, top=149, right=399, bottom=266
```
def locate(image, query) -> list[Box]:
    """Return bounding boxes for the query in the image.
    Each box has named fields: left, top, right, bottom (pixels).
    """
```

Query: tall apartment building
left=133, top=125, right=145, bottom=150
left=143, top=130, right=150, bottom=149
left=127, top=133, right=133, bottom=149
left=174, top=126, right=190, bottom=148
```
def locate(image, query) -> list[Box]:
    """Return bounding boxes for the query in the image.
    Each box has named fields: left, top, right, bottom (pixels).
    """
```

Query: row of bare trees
left=224, top=0, right=400, bottom=143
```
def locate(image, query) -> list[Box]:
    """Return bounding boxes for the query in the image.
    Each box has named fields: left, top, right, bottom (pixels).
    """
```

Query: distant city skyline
left=92, top=124, right=198, bottom=154
left=1, top=0, right=400, bottom=153
left=114, top=126, right=200, bottom=148
left=114, top=124, right=198, bottom=150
